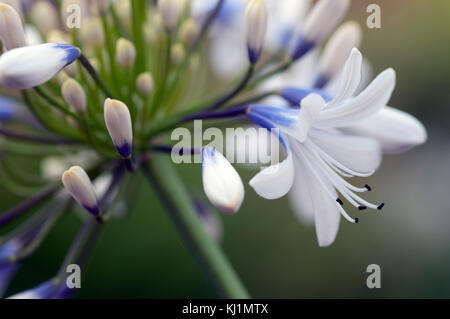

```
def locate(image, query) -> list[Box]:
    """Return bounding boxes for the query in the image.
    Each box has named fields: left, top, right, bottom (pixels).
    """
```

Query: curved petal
left=343, top=106, right=427, bottom=154
left=309, top=129, right=382, bottom=173
left=296, top=93, right=326, bottom=142
left=249, top=135, right=295, bottom=199
left=316, top=68, right=396, bottom=128
left=292, top=151, right=340, bottom=247
left=327, top=48, right=362, bottom=106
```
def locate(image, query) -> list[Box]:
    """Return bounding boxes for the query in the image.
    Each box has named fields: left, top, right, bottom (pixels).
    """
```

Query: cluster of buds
left=0, top=0, right=426, bottom=299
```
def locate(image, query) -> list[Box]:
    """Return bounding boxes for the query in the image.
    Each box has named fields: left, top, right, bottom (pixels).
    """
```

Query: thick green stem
left=142, top=155, right=250, bottom=299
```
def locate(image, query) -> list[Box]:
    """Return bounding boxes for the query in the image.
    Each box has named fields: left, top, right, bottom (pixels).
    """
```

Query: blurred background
left=2, top=0, right=450, bottom=298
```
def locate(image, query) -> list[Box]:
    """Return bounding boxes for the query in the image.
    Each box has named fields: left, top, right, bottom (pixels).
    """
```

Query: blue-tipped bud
left=62, top=166, right=99, bottom=215
left=291, top=0, right=350, bottom=60
left=0, top=43, right=80, bottom=89
left=104, top=98, right=133, bottom=158
left=245, top=0, right=268, bottom=64
left=202, top=147, right=245, bottom=215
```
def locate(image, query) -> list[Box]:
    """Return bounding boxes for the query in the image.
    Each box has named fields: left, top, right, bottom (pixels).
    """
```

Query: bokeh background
left=2, top=0, right=450, bottom=298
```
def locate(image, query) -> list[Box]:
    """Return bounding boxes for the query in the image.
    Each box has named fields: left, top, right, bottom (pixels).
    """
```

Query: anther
left=377, top=203, right=385, bottom=210
left=358, top=206, right=367, bottom=211
left=355, top=217, right=359, bottom=224
left=364, top=184, right=372, bottom=191
left=336, top=198, right=344, bottom=205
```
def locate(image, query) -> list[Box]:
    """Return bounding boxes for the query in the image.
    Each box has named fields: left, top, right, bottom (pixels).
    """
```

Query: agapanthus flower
left=0, top=0, right=427, bottom=299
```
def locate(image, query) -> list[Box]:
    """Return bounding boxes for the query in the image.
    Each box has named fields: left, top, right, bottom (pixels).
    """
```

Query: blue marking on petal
left=202, top=146, right=217, bottom=170
left=83, top=204, right=100, bottom=216
left=116, top=142, right=132, bottom=158
left=52, top=43, right=80, bottom=67
left=313, top=74, right=330, bottom=89
left=279, top=26, right=294, bottom=49
left=217, top=0, right=241, bottom=26
left=248, top=104, right=299, bottom=128
left=291, top=36, right=315, bottom=60
left=281, top=87, right=333, bottom=106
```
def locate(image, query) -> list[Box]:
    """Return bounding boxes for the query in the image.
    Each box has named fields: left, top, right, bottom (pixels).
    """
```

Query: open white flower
left=247, top=48, right=405, bottom=246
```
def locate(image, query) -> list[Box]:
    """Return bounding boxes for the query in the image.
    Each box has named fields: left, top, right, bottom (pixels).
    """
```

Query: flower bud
left=179, top=18, right=199, bottom=46
left=315, top=21, right=362, bottom=88
left=81, top=18, right=104, bottom=49
left=62, top=166, right=99, bottom=215
left=202, top=146, right=245, bottom=214
left=96, top=0, right=110, bottom=15
left=104, top=98, right=133, bottom=158
left=291, top=0, right=350, bottom=60
left=116, top=38, right=136, bottom=69
left=47, top=29, right=70, bottom=44
left=136, top=72, right=154, bottom=97
left=0, top=3, right=25, bottom=50
left=62, top=78, right=86, bottom=114
left=245, top=0, right=268, bottom=64
left=30, top=1, right=59, bottom=35
left=158, top=0, right=181, bottom=33
left=171, top=43, right=185, bottom=66
left=0, top=43, right=80, bottom=89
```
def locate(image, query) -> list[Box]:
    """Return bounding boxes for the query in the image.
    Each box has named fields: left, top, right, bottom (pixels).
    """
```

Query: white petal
left=296, top=93, right=326, bottom=142
left=316, top=68, right=396, bottom=128
left=292, top=151, right=340, bottom=247
left=0, top=3, right=25, bottom=50
left=309, top=129, right=382, bottom=173
left=202, top=147, right=245, bottom=214
left=327, top=48, right=362, bottom=106
left=0, top=43, right=80, bottom=89
left=249, top=147, right=294, bottom=200
left=343, top=106, right=427, bottom=154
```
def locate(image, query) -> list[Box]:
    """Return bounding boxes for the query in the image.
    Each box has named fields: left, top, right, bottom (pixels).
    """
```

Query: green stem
left=131, top=0, right=146, bottom=73
left=142, top=155, right=250, bottom=299
left=34, top=87, right=81, bottom=121
left=78, top=54, right=115, bottom=98
left=150, top=33, right=172, bottom=117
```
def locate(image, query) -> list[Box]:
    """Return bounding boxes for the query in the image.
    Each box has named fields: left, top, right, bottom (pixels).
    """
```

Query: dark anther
left=358, top=206, right=367, bottom=211
left=336, top=198, right=344, bottom=206
left=355, top=218, right=359, bottom=224
left=377, top=203, right=385, bottom=210
left=364, top=184, right=372, bottom=191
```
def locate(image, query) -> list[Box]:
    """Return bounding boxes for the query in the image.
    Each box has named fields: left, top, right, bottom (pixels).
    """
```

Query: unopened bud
left=104, top=98, right=133, bottom=158
left=116, top=38, right=136, bottom=69
left=179, top=19, right=199, bottom=46
left=245, top=0, right=268, bottom=64
left=0, top=3, right=25, bottom=50
left=62, top=78, right=86, bottom=114
left=62, top=166, right=99, bottom=215
left=136, top=73, right=154, bottom=97
left=158, top=0, right=181, bottom=33
left=30, top=1, right=60, bottom=35
left=171, top=43, right=185, bottom=66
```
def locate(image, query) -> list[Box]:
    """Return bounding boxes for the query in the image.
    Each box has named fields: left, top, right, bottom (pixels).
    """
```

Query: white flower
left=104, top=98, right=133, bottom=158
left=245, top=0, right=268, bottom=64
left=0, top=3, right=25, bottom=50
left=0, top=43, right=80, bottom=90
left=62, top=166, right=99, bottom=215
left=202, top=146, right=245, bottom=214
left=247, top=49, right=410, bottom=246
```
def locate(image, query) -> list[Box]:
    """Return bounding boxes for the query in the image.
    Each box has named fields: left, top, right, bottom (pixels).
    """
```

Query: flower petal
left=316, top=68, right=396, bottom=128
left=328, top=48, right=362, bottom=106
left=309, top=129, right=382, bottom=173
left=342, top=106, right=427, bottom=154
left=292, top=151, right=340, bottom=247
left=249, top=135, right=294, bottom=199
